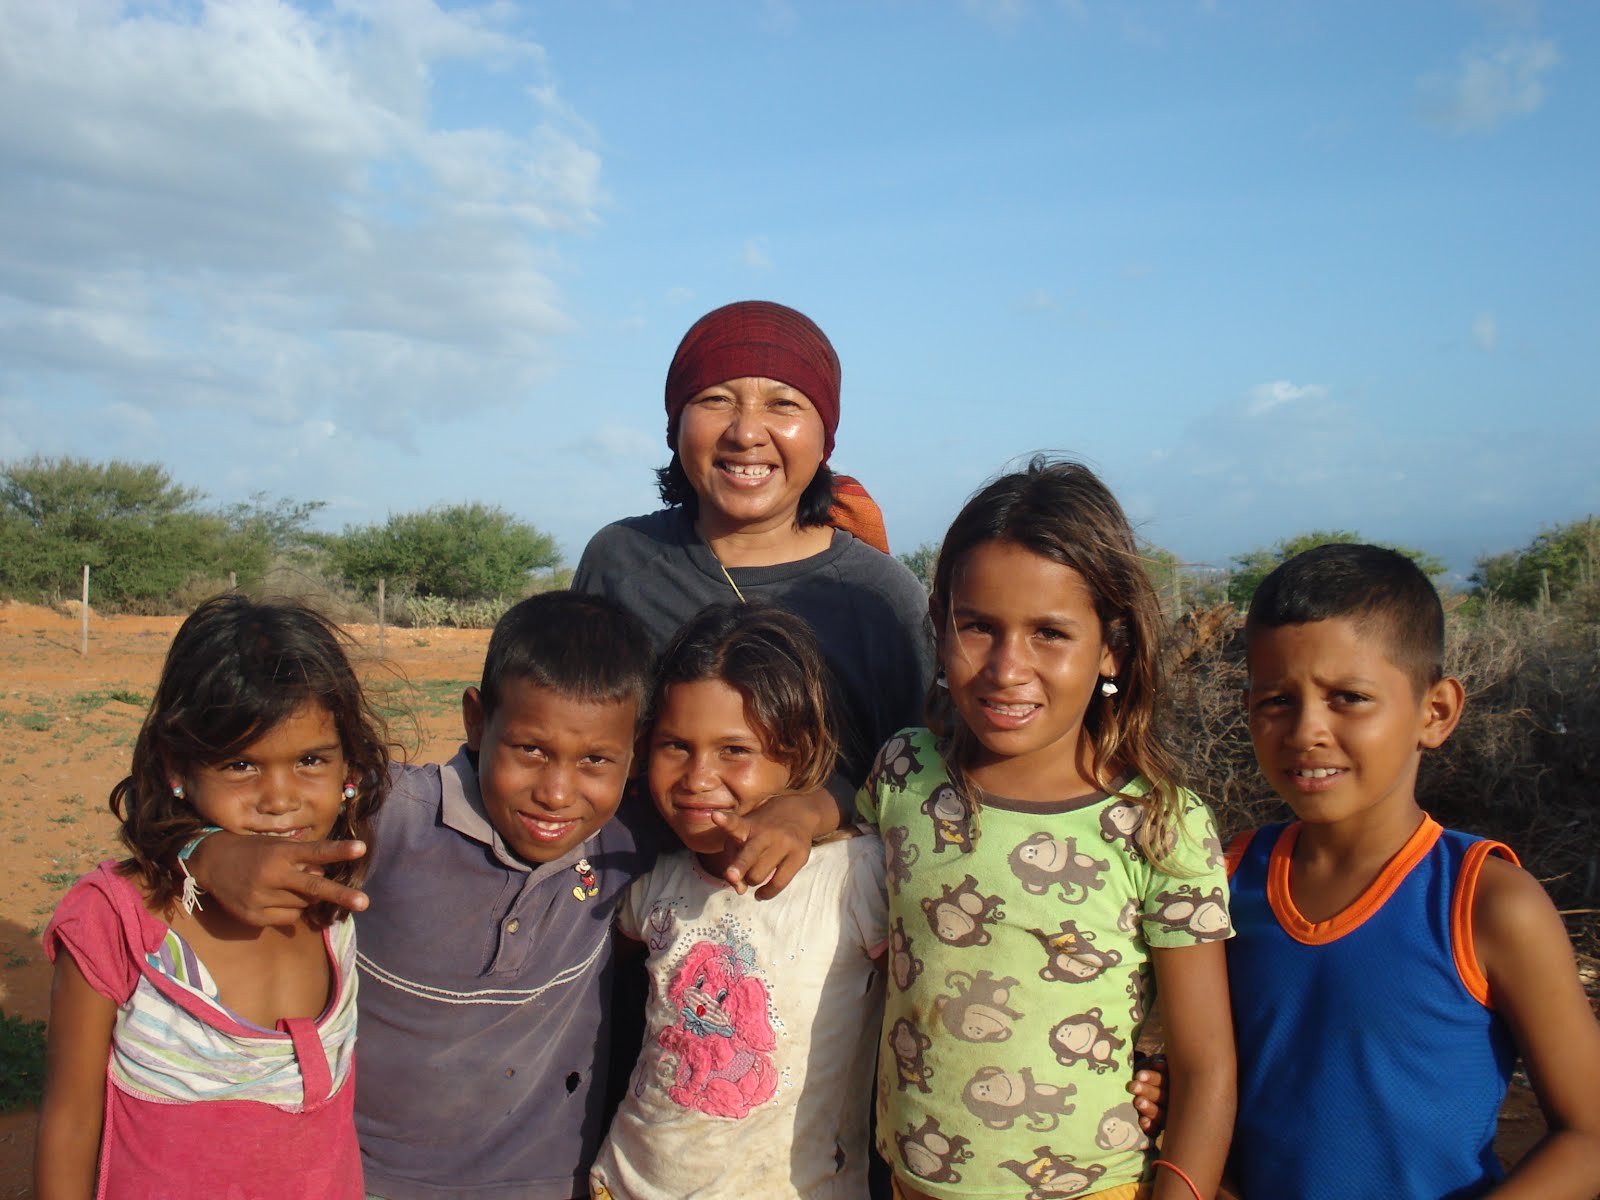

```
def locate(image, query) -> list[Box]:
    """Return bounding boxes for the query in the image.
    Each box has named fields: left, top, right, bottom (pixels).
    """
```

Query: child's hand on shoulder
left=711, top=790, right=825, bottom=900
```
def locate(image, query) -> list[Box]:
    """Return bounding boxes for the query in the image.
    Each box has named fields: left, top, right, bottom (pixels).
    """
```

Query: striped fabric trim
left=109, top=918, right=357, bottom=1110
left=356, top=927, right=608, bottom=1007
left=146, top=928, right=232, bottom=1022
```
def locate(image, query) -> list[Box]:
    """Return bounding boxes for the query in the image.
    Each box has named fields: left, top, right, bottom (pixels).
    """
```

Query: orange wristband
left=1152, top=1158, right=1203, bottom=1200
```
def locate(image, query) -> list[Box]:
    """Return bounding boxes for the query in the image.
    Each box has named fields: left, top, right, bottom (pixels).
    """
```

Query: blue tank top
left=1227, top=817, right=1516, bottom=1200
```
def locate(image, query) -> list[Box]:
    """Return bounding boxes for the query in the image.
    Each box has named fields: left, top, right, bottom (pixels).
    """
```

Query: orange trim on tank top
left=1450, top=838, right=1519, bottom=1008
left=1224, top=829, right=1255, bottom=880
left=1266, top=816, right=1442, bottom=945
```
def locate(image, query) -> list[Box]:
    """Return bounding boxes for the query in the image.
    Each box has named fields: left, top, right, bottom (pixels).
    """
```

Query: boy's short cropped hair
left=478, top=591, right=655, bottom=717
left=1245, top=543, right=1444, bottom=694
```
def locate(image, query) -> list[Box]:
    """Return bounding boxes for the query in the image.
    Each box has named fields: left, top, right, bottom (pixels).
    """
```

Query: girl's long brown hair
left=926, top=456, right=1185, bottom=862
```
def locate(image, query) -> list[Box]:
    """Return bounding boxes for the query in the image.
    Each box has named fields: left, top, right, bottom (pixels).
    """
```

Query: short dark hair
left=1245, top=543, right=1444, bottom=693
left=112, top=594, right=392, bottom=926
left=649, top=603, right=836, bottom=794
left=654, top=455, right=837, bottom=527
left=478, top=591, right=655, bottom=719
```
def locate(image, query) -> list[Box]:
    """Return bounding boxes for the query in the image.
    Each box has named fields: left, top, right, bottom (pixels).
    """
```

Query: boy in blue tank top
left=1224, top=543, right=1600, bottom=1200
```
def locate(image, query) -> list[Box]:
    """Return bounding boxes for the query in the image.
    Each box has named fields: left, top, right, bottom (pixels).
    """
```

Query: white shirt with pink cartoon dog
left=590, top=835, right=887, bottom=1199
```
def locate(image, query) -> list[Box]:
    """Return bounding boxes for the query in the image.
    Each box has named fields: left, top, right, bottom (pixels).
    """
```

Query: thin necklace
left=700, top=531, right=747, bottom=603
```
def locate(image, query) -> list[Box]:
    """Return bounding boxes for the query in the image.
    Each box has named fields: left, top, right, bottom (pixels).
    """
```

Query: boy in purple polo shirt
left=186, top=592, right=829, bottom=1199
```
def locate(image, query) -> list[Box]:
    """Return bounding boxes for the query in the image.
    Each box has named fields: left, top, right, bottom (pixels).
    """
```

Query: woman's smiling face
left=674, top=376, right=826, bottom=537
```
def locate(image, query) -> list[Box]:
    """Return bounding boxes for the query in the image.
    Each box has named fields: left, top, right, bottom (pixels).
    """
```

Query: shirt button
left=506, top=918, right=521, bottom=934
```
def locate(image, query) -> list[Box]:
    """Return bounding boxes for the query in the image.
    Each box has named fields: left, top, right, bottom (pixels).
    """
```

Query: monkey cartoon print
left=854, top=728, right=1232, bottom=1197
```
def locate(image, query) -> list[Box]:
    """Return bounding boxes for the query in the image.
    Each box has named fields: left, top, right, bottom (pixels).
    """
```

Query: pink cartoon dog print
left=656, top=940, right=777, bottom=1119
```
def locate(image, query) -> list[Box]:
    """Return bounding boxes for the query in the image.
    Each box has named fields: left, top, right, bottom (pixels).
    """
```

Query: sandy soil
left=0, top=601, right=1576, bottom=1195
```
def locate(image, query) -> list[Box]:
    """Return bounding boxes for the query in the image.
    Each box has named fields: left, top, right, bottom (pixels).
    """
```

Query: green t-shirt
left=856, top=728, right=1230, bottom=1199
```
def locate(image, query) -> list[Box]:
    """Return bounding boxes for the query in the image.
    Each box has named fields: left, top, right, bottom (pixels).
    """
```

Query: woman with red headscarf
left=573, top=300, right=934, bottom=886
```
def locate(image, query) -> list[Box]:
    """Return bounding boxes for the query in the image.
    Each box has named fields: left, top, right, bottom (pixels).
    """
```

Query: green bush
left=326, top=503, right=559, bottom=601
left=1226, top=530, right=1445, bottom=609
left=0, top=458, right=306, bottom=609
left=1472, top=516, right=1599, bottom=608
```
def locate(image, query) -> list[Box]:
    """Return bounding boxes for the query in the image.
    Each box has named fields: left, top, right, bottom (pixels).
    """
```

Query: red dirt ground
left=0, top=601, right=1583, bottom=1196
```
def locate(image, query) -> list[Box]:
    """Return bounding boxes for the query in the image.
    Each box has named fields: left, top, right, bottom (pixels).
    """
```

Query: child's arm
left=1148, top=941, right=1236, bottom=1200
left=186, top=832, right=370, bottom=925
left=710, top=786, right=837, bottom=899
left=34, top=949, right=116, bottom=1200
left=1474, top=857, right=1600, bottom=1199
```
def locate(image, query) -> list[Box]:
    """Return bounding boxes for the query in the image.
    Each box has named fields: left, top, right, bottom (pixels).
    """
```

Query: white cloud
left=740, top=238, right=772, bottom=269
left=1016, top=289, right=1057, bottom=312
left=1245, top=380, right=1329, bottom=417
left=1472, top=312, right=1499, bottom=352
left=1418, top=38, right=1559, bottom=134
left=0, top=0, right=603, bottom=447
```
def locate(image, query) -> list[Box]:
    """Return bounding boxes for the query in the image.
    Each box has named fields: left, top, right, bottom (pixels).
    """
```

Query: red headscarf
left=664, top=300, right=841, bottom=460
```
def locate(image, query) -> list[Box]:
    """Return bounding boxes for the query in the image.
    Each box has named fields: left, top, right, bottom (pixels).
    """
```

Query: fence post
left=80, top=565, right=90, bottom=656
left=378, top=578, right=386, bottom=655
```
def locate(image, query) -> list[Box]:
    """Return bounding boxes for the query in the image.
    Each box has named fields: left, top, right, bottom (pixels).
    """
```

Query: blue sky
left=2, top=0, right=1595, bottom=580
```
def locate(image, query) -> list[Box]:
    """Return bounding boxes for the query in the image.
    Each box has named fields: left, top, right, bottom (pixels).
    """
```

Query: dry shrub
left=253, top=562, right=377, bottom=626
left=1164, top=599, right=1600, bottom=954
left=1429, top=600, right=1600, bottom=952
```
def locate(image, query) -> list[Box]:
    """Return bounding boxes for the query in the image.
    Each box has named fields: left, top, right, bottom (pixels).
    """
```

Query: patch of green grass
left=0, top=1009, right=47, bottom=1112
left=19, top=712, right=51, bottom=732
left=69, top=688, right=146, bottom=714
left=2, top=949, right=26, bottom=970
left=49, top=813, right=77, bottom=825
left=61, top=793, right=83, bottom=806
left=373, top=677, right=471, bottom=724
left=40, top=871, right=77, bottom=887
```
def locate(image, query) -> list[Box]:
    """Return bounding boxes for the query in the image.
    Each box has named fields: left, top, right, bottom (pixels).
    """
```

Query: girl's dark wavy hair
left=655, top=454, right=837, bottom=527
left=648, top=602, right=837, bottom=795
left=926, top=456, right=1185, bottom=862
left=111, top=594, right=392, bottom=926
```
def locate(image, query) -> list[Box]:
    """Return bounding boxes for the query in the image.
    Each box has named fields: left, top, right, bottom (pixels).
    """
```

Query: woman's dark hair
left=111, top=594, right=392, bottom=926
left=649, top=603, right=836, bottom=793
left=927, top=455, right=1184, bottom=861
left=654, top=456, right=837, bottom=527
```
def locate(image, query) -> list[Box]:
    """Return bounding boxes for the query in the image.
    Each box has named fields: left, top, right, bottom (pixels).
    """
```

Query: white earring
left=1099, top=678, right=1119, bottom=697
left=171, top=783, right=186, bottom=800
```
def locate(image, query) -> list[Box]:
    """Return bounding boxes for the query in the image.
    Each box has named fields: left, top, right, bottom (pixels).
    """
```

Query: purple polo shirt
left=355, top=749, right=657, bottom=1200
